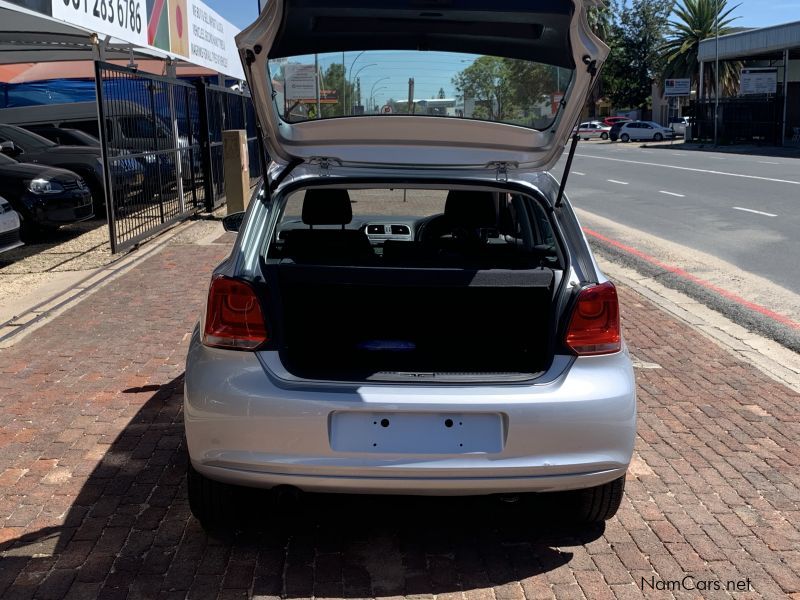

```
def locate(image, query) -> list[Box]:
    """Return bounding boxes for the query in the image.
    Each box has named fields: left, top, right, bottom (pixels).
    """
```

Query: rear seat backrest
left=283, top=189, right=373, bottom=264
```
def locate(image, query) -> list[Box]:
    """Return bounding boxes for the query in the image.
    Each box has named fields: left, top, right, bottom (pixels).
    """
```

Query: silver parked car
left=184, top=0, right=637, bottom=529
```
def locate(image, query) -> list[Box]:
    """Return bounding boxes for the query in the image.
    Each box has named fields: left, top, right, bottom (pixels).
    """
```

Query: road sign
left=284, top=64, right=318, bottom=101
left=665, top=79, right=691, bottom=97
left=381, top=105, right=393, bottom=114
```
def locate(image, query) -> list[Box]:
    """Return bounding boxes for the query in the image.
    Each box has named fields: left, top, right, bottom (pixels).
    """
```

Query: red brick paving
left=0, top=232, right=798, bottom=599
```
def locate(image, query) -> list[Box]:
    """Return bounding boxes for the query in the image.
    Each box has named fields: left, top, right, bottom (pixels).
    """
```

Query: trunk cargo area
left=272, top=264, right=556, bottom=381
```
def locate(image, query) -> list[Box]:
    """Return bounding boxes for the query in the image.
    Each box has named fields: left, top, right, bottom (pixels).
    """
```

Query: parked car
left=574, top=121, right=611, bottom=140
left=0, top=196, right=23, bottom=254
left=602, top=116, right=631, bottom=127
left=22, top=125, right=104, bottom=148
left=0, top=152, right=93, bottom=238
left=668, top=116, right=692, bottom=137
left=617, top=121, right=675, bottom=142
left=0, top=124, right=144, bottom=213
left=608, top=121, right=627, bottom=142
left=184, top=0, right=636, bottom=530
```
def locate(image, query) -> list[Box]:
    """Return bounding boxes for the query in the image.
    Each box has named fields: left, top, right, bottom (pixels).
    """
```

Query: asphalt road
left=556, top=141, right=800, bottom=293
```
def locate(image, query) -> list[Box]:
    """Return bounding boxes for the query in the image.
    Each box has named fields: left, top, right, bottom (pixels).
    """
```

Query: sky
left=202, top=0, right=800, bottom=105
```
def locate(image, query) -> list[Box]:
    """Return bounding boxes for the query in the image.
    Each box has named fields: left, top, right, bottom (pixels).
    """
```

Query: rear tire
left=572, top=476, right=625, bottom=523
left=601, top=132, right=609, bottom=140
left=621, top=134, right=631, bottom=143
left=187, top=461, right=234, bottom=529
left=653, top=133, right=663, bottom=142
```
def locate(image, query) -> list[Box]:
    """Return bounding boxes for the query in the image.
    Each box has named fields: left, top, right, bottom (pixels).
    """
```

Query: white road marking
left=709, top=156, right=727, bottom=160
left=758, top=161, right=781, bottom=165
left=732, top=207, right=777, bottom=218
left=575, top=153, right=800, bottom=186
left=659, top=191, right=685, bottom=198
left=607, top=179, right=629, bottom=185
left=573, top=171, right=586, bottom=176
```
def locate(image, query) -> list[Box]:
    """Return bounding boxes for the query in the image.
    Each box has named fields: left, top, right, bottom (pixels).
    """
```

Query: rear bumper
left=184, top=332, right=637, bottom=495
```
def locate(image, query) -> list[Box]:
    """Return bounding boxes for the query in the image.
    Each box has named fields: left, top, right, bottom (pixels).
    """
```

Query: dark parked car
left=0, top=124, right=143, bottom=214
left=0, top=153, right=93, bottom=239
left=22, top=125, right=104, bottom=148
left=609, top=121, right=627, bottom=142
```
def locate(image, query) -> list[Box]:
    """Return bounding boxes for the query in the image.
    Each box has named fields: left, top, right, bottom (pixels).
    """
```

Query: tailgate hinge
left=309, top=156, right=335, bottom=176
left=490, top=161, right=517, bottom=181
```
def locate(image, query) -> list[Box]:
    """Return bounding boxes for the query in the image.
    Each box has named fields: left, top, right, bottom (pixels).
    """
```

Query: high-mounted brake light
left=202, top=276, right=268, bottom=350
left=565, top=282, right=621, bottom=356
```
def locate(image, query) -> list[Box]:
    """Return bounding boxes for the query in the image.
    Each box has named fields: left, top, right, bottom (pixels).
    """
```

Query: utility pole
left=315, top=54, right=321, bottom=118
left=714, top=0, right=720, bottom=145
left=408, top=78, right=415, bottom=115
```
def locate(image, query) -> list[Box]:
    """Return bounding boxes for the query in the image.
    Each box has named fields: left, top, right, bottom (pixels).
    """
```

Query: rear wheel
left=653, top=133, right=663, bottom=142
left=187, top=461, right=234, bottom=529
left=571, top=476, right=625, bottom=523
left=620, top=133, right=631, bottom=143
left=601, top=132, right=609, bottom=140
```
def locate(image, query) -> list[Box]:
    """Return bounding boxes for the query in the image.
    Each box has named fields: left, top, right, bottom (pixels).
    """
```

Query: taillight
left=202, top=276, right=268, bottom=350
left=565, top=282, right=621, bottom=356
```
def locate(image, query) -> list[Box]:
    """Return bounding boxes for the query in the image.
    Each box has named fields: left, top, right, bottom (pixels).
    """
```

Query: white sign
left=381, top=104, right=393, bottom=114
left=52, top=0, right=148, bottom=48
left=284, top=64, right=318, bottom=100
left=665, top=78, right=691, bottom=97
left=187, top=0, right=243, bottom=79
left=740, top=69, right=778, bottom=96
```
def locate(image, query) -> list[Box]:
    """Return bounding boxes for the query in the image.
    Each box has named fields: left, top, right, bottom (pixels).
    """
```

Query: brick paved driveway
left=0, top=227, right=798, bottom=599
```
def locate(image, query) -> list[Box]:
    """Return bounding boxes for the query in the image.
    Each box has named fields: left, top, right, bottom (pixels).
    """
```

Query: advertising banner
left=7, top=0, right=244, bottom=79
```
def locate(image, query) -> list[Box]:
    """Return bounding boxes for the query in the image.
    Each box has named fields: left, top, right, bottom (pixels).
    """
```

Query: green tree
left=602, top=0, right=674, bottom=111
left=316, top=63, right=356, bottom=118
left=437, top=87, right=446, bottom=99
left=452, top=56, right=515, bottom=121
left=662, top=0, right=740, bottom=98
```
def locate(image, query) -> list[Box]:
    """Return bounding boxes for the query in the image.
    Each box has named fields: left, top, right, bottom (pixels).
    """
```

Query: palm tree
left=662, top=0, right=741, bottom=98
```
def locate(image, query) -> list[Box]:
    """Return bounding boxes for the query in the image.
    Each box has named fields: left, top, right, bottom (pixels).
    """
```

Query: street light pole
left=369, top=77, right=390, bottom=112
left=714, top=0, right=720, bottom=145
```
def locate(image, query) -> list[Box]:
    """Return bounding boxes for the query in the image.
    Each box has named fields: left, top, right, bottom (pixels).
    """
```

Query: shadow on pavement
left=0, top=217, right=108, bottom=269
left=641, top=141, right=800, bottom=158
left=0, top=376, right=604, bottom=598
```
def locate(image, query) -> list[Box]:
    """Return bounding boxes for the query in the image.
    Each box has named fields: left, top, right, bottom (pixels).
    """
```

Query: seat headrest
left=445, top=190, right=497, bottom=228
left=302, top=189, right=352, bottom=225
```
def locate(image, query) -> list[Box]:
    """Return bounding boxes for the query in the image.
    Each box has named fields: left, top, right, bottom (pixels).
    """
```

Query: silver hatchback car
left=184, top=0, right=636, bottom=529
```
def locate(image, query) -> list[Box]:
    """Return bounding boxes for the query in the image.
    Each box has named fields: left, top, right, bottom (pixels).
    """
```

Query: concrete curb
left=598, top=257, right=800, bottom=394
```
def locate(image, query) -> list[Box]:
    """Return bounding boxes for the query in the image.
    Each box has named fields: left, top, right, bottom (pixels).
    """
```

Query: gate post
left=94, top=60, right=118, bottom=254
left=197, top=82, right=214, bottom=211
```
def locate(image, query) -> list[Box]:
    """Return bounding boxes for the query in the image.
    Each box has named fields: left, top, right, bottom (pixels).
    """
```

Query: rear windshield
left=268, top=51, right=574, bottom=131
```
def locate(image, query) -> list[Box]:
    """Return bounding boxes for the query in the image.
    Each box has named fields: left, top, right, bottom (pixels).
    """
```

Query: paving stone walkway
left=0, top=225, right=798, bottom=599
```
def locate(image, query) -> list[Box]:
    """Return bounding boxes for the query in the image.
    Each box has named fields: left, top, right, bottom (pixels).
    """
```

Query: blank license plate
left=329, top=412, right=504, bottom=454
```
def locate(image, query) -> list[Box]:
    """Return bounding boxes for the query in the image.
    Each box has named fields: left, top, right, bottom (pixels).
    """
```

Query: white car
left=618, top=121, right=675, bottom=143
left=184, top=0, right=636, bottom=530
left=0, top=196, right=23, bottom=255
left=669, top=116, right=691, bottom=137
left=575, top=121, right=611, bottom=140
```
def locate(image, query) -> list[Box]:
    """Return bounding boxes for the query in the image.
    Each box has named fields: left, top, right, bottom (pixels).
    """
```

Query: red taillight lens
left=565, top=282, right=621, bottom=356
left=202, top=276, right=268, bottom=350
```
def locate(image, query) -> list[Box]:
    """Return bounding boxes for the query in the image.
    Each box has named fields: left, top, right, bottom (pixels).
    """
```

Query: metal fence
left=691, top=98, right=783, bottom=145
left=201, top=84, right=264, bottom=211
left=95, top=62, right=264, bottom=253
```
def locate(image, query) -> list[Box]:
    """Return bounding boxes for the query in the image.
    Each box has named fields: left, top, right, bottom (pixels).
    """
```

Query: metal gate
left=200, top=83, right=264, bottom=211
left=96, top=62, right=207, bottom=253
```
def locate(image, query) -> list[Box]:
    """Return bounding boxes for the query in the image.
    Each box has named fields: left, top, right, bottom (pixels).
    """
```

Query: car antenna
left=555, top=133, right=580, bottom=209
